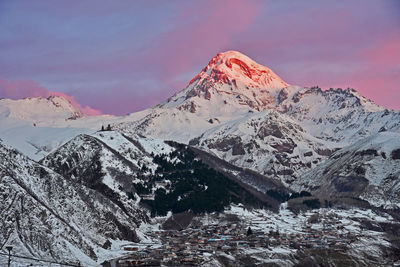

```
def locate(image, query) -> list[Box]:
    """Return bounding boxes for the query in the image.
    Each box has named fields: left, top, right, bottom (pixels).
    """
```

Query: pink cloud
left=320, top=34, right=400, bottom=110
left=0, top=77, right=102, bottom=115
left=138, top=0, right=261, bottom=88
left=1, top=1, right=398, bottom=114
left=360, top=34, right=400, bottom=68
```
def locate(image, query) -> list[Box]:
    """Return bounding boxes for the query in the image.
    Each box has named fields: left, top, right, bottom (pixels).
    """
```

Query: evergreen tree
left=106, top=124, right=112, bottom=131
left=101, top=125, right=105, bottom=131
left=247, top=227, right=253, bottom=236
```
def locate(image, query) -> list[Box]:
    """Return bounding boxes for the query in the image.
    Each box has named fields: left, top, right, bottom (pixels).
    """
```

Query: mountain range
left=1, top=51, right=399, bottom=266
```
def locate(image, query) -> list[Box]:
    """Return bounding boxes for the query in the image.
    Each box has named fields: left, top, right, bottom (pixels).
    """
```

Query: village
left=103, top=210, right=362, bottom=267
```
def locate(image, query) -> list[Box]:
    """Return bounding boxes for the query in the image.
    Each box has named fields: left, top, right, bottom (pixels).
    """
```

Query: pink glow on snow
left=0, top=0, right=398, bottom=113
left=0, top=78, right=102, bottom=116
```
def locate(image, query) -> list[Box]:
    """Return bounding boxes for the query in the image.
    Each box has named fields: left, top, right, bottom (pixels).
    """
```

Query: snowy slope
left=292, top=131, right=400, bottom=207
left=0, top=96, right=83, bottom=122
left=40, top=132, right=164, bottom=216
left=2, top=51, right=399, bottom=167
left=112, top=51, right=291, bottom=143
left=276, top=86, right=400, bottom=146
left=114, top=103, right=268, bottom=145
left=40, top=131, right=291, bottom=214
left=115, top=52, right=400, bottom=177
left=113, top=51, right=400, bottom=193
left=0, top=140, right=145, bottom=266
left=40, top=131, right=176, bottom=184
left=1, top=50, right=400, bottom=265
left=0, top=125, right=94, bottom=160
left=190, top=109, right=335, bottom=186
left=158, top=50, right=288, bottom=112
left=0, top=96, right=119, bottom=160
left=1, top=51, right=400, bottom=201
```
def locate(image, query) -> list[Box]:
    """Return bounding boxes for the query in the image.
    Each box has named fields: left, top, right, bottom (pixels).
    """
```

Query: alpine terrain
left=1, top=51, right=400, bottom=266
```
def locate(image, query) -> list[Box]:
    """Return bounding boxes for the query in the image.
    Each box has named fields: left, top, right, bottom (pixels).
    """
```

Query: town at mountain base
left=1, top=51, right=400, bottom=266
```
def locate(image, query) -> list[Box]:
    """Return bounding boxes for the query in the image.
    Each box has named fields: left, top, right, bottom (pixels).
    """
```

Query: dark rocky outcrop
left=391, top=148, right=400, bottom=160
left=331, top=176, right=369, bottom=195
left=271, top=139, right=297, bottom=154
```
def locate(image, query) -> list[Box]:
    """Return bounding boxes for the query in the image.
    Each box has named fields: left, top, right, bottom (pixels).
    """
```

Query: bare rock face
left=257, top=122, right=285, bottom=139
left=277, top=169, right=294, bottom=176
left=391, top=148, right=400, bottom=160
left=271, top=138, right=297, bottom=154
left=277, top=88, right=289, bottom=104
left=316, top=148, right=335, bottom=157
left=205, top=89, right=211, bottom=100
left=207, top=136, right=243, bottom=153
left=184, top=79, right=215, bottom=101
left=178, top=101, right=197, bottom=113
left=304, top=151, right=313, bottom=157
left=232, top=142, right=246, bottom=156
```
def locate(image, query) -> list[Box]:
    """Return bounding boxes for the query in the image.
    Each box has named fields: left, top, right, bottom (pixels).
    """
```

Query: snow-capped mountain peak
left=191, top=50, right=289, bottom=89
left=47, top=95, right=78, bottom=109
left=159, top=51, right=289, bottom=112
left=0, top=95, right=83, bottom=122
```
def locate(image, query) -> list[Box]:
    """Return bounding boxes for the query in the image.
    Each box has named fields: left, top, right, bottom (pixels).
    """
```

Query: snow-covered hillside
left=191, top=109, right=333, bottom=186
left=0, top=96, right=118, bottom=160
left=0, top=140, right=146, bottom=266
left=40, top=131, right=175, bottom=198
left=276, top=86, right=400, bottom=146
left=41, top=130, right=288, bottom=211
left=114, top=51, right=400, bottom=193
left=115, top=52, right=400, bottom=147
left=114, top=51, right=293, bottom=142
left=2, top=51, right=399, bottom=168
left=0, top=96, right=83, bottom=122
left=1, top=51, right=399, bottom=200
left=1, top=50, right=400, bottom=266
left=292, top=131, right=400, bottom=207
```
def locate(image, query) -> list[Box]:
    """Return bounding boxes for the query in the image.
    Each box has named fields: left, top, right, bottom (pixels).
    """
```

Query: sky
left=0, top=0, right=399, bottom=115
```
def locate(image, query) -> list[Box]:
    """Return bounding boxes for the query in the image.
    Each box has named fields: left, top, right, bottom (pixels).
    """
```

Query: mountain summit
left=189, top=51, right=288, bottom=89
left=159, top=51, right=289, bottom=112
left=0, top=95, right=83, bottom=122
